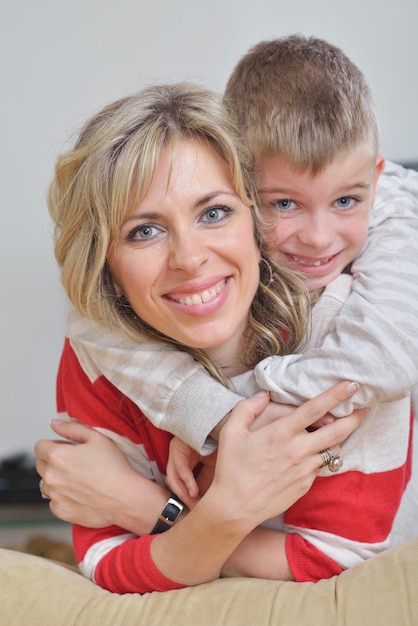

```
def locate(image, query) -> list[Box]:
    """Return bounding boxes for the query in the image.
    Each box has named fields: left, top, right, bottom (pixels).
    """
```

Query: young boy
left=56, top=36, right=417, bottom=581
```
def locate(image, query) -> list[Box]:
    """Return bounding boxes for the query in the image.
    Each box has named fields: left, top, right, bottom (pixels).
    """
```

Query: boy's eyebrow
left=257, top=184, right=293, bottom=194
left=258, top=180, right=371, bottom=195
left=332, top=180, right=372, bottom=195
left=341, top=181, right=371, bottom=191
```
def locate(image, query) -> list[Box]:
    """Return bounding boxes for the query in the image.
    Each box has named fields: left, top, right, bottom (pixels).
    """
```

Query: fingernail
left=346, top=382, right=359, bottom=394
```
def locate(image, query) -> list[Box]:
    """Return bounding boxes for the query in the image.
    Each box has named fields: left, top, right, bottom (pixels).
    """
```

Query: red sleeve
left=73, top=526, right=185, bottom=594
left=285, top=533, right=343, bottom=582
left=58, top=338, right=184, bottom=593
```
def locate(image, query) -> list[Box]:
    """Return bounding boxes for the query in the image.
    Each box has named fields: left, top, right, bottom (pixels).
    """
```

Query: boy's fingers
left=186, top=478, right=199, bottom=499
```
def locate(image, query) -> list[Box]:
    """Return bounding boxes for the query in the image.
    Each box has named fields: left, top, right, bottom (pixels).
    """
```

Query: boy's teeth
left=291, top=255, right=331, bottom=267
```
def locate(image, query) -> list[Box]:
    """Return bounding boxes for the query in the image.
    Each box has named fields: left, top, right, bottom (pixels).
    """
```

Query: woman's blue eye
left=336, top=196, right=355, bottom=209
left=127, top=224, right=159, bottom=240
left=202, top=205, right=230, bottom=223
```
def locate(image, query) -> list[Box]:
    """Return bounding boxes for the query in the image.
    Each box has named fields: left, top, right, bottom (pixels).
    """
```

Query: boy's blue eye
left=336, top=196, right=355, bottom=209
left=274, top=199, right=295, bottom=211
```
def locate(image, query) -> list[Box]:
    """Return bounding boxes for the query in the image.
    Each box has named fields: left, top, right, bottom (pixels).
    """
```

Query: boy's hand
left=195, top=449, right=217, bottom=497
left=165, top=437, right=201, bottom=509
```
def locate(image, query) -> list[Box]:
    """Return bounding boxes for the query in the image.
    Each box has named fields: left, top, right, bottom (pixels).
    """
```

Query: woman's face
left=108, top=138, right=261, bottom=368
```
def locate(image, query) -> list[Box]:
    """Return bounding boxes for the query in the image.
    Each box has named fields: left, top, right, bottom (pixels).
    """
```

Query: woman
left=37, top=83, right=364, bottom=593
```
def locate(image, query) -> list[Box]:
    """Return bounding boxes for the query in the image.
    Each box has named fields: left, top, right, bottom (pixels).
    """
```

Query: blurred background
left=1, top=0, right=417, bottom=458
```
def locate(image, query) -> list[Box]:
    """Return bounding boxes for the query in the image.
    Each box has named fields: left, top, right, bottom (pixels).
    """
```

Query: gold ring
left=39, top=478, right=50, bottom=500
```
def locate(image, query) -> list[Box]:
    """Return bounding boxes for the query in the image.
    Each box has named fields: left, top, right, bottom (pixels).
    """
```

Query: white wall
left=1, top=0, right=417, bottom=457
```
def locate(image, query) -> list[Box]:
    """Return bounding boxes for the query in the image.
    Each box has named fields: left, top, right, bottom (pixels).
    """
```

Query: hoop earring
left=260, top=257, right=274, bottom=285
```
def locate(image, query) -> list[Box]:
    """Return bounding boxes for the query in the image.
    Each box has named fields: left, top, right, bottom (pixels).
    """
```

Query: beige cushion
left=2, top=538, right=417, bottom=625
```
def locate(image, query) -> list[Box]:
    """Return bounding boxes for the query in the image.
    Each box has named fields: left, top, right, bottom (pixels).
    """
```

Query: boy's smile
left=256, top=145, right=385, bottom=291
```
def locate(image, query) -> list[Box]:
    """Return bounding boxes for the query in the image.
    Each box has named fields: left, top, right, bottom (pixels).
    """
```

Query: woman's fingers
left=222, top=391, right=271, bottom=436
left=290, top=381, right=360, bottom=432
left=49, top=418, right=95, bottom=442
left=311, top=407, right=367, bottom=453
left=34, top=420, right=95, bottom=470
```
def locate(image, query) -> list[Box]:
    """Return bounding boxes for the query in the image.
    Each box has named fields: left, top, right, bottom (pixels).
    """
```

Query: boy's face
left=256, top=145, right=385, bottom=291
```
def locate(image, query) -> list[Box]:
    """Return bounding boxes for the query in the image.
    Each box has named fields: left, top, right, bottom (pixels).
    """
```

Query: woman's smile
left=164, top=277, right=229, bottom=307
left=108, top=139, right=261, bottom=357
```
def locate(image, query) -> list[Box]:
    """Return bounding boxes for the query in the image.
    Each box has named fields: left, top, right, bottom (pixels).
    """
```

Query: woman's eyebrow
left=194, top=190, right=238, bottom=208
left=125, top=191, right=238, bottom=223
left=123, top=210, right=161, bottom=225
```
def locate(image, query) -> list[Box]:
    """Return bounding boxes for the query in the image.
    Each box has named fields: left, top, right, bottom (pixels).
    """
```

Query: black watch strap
left=151, top=495, right=184, bottom=534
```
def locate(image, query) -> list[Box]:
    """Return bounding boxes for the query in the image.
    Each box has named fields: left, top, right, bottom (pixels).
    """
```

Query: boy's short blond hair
left=224, top=35, right=380, bottom=173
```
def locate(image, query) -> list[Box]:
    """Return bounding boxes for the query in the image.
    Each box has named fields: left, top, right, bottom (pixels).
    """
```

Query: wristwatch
left=151, top=495, right=184, bottom=534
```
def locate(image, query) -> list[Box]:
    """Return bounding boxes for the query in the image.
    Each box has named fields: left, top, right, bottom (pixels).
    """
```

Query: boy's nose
left=298, top=218, right=335, bottom=250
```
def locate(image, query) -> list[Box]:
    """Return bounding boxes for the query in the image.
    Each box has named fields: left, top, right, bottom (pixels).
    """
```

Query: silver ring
left=328, top=456, right=343, bottom=472
left=39, top=478, right=50, bottom=500
left=319, top=449, right=343, bottom=473
left=319, top=449, right=333, bottom=467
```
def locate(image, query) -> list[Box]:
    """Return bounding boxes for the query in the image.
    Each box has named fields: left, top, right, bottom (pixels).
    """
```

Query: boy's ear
left=371, top=153, right=385, bottom=203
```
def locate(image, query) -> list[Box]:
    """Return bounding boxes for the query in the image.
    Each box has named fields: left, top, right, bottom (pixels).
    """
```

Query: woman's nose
left=167, top=233, right=209, bottom=272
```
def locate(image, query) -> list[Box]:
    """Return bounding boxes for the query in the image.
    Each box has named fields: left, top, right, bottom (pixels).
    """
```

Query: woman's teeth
left=176, top=280, right=225, bottom=306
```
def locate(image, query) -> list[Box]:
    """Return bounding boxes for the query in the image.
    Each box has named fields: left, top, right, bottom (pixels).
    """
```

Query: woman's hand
left=211, top=381, right=365, bottom=532
left=250, top=400, right=335, bottom=431
left=35, top=419, right=168, bottom=535
left=151, top=381, right=365, bottom=586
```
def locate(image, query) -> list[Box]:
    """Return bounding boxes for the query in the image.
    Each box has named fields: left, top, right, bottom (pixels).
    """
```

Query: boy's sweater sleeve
left=254, top=161, right=418, bottom=416
left=68, top=308, right=243, bottom=453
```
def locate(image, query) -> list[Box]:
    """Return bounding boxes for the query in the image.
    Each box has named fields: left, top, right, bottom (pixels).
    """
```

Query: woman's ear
left=106, top=255, right=124, bottom=296
left=113, top=283, right=124, bottom=296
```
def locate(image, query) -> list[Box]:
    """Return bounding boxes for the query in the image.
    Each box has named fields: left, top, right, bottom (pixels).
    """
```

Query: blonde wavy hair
left=49, top=82, right=310, bottom=384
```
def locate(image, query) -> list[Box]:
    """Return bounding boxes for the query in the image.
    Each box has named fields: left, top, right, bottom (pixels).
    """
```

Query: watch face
left=164, top=501, right=180, bottom=522
left=151, top=496, right=184, bottom=534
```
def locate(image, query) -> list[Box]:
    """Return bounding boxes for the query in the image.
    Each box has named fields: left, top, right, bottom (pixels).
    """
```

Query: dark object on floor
left=0, top=452, right=45, bottom=504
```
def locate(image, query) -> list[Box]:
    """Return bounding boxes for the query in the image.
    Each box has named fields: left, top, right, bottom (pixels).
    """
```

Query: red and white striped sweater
left=58, top=338, right=183, bottom=593
left=58, top=333, right=412, bottom=591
